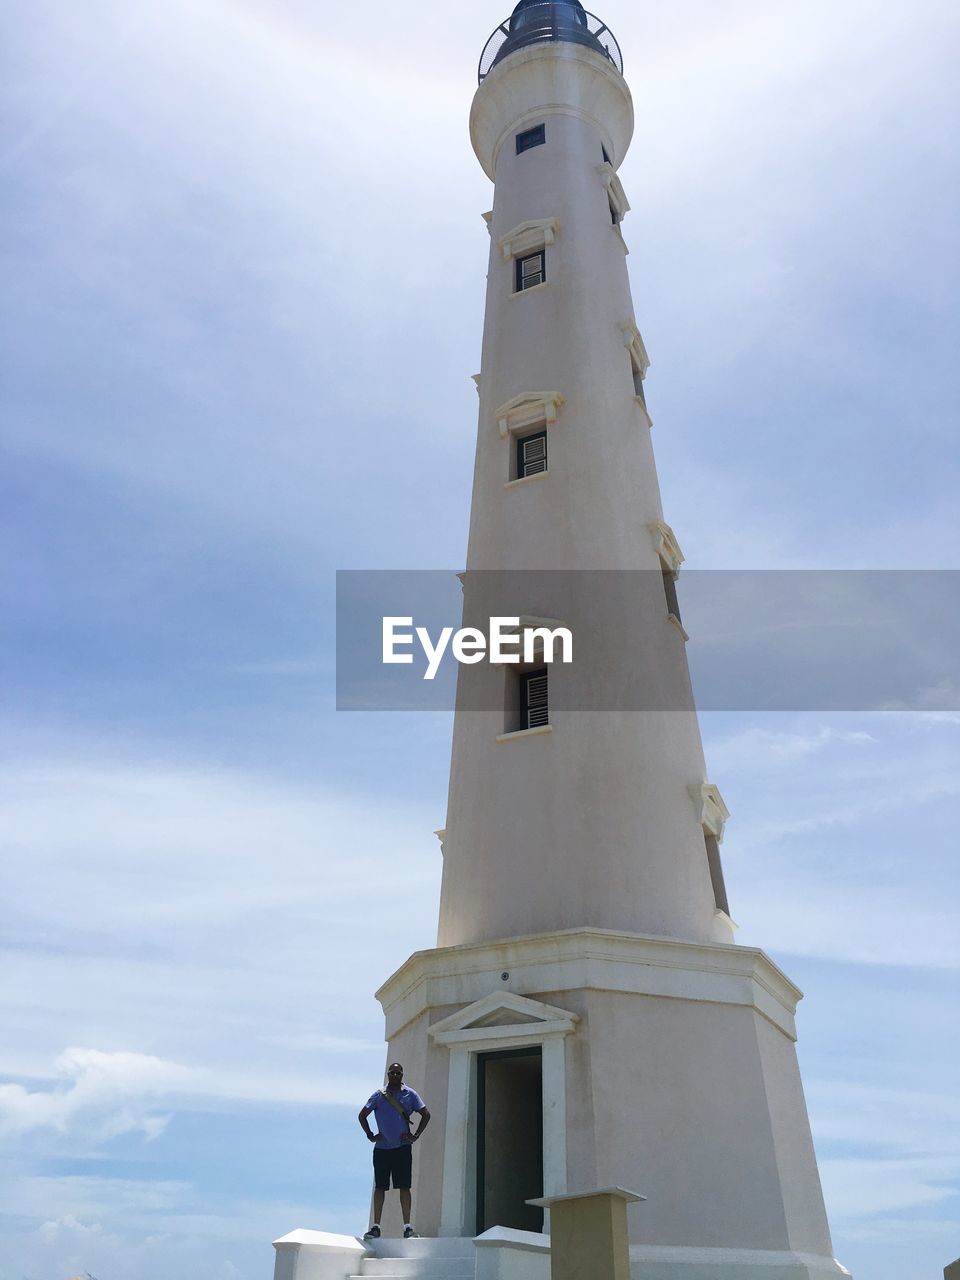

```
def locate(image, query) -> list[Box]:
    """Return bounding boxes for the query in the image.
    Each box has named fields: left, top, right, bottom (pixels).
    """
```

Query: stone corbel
left=495, top=390, right=565, bottom=438
left=619, top=319, right=650, bottom=378
left=598, top=161, right=631, bottom=222
left=650, top=520, right=684, bottom=577
left=499, top=217, right=561, bottom=261
left=688, top=783, right=731, bottom=842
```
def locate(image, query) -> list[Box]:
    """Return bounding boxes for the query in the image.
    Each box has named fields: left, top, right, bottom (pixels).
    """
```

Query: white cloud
left=709, top=724, right=877, bottom=770
left=1, top=1185, right=341, bottom=1280
left=0, top=736, right=440, bottom=1113
left=820, top=1155, right=960, bottom=1219
left=807, top=1082, right=960, bottom=1157
left=5, top=1175, right=340, bottom=1244
left=0, top=1048, right=195, bottom=1140
left=701, top=715, right=960, bottom=966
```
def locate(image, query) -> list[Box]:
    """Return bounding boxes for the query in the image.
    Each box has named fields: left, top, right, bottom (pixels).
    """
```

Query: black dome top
left=509, top=0, right=589, bottom=31
left=481, top=1, right=621, bottom=79
left=478, top=2, right=624, bottom=83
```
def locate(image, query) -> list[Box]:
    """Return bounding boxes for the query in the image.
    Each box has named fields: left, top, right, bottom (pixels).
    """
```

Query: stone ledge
left=376, top=927, right=803, bottom=1041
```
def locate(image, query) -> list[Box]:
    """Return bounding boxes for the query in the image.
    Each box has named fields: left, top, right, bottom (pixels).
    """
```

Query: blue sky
left=1, top=2, right=958, bottom=1278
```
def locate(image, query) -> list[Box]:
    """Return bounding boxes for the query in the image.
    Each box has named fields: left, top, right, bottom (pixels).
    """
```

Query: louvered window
left=661, top=567, right=681, bottom=624
left=704, top=831, right=730, bottom=915
left=516, top=251, right=545, bottom=292
left=517, top=430, right=547, bottom=479
left=517, top=123, right=545, bottom=154
left=520, top=668, right=549, bottom=730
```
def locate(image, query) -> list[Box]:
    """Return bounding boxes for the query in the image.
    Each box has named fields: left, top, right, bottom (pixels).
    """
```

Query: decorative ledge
left=510, top=279, right=548, bottom=298
left=495, top=390, right=565, bottom=438
left=376, top=926, right=806, bottom=1042
left=499, top=216, right=560, bottom=260
left=495, top=724, right=554, bottom=744
left=504, top=471, right=549, bottom=490
left=667, top=612, right=690, bottom=642
left=634, top=395, right=652, bottom=428
left=598, top=161, right=630, bottom=222
left=689, top=782, right=731, bottom=841
left=650, top=520, right=684, bottom=575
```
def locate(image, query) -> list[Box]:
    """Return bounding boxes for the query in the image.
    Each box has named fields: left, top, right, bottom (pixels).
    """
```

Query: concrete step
left=360, top=1260, right=474, bottom=1276
left=361, top=1238, right=476, bottom=1261
left=353, top=1236, right=476, bottom=1280
left=351, top=1273, right=472, bottom=1280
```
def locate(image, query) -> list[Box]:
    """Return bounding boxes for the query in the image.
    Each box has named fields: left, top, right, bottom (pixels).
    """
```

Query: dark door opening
left=476, top=1046, right=544, bottom=1233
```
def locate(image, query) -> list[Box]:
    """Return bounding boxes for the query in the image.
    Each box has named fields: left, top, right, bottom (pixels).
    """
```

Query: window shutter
left=517, top=124, right=546, bottom=154
left=704, top=832, right=730, bottom=915
left=522, top=669, right=549, bottom=729
left=516, top=251, right=545, bottom=291
left=661, top=567, right=681, bottom=623
left=518, top=432, right=547, bottom=478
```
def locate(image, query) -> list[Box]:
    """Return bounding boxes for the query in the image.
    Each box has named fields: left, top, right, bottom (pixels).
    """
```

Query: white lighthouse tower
left=274, top=5, right=851, bottom=1279
left=374, top=5, right=849, bottom=1277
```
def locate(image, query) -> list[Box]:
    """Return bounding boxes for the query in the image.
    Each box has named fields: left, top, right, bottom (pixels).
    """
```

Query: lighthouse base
left=474, top=1232, right=851, bottom=1280
left=270, top=1229, right=851, bottom=1280
left=375, top=928, right=846, bottom=1269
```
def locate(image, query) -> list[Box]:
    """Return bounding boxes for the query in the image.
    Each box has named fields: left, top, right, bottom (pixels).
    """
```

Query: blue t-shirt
left=364, top=1085, right=426, bottom=1150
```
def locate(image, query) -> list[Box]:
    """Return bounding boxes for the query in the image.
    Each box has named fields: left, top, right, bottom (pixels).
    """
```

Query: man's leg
left=372, top=1188, right=385, bottom=1225
left=399, top=1188, right=412, bottom=1224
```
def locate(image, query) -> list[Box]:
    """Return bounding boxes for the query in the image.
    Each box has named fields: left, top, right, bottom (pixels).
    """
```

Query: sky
left=1, top=1, right=959, bottom=1278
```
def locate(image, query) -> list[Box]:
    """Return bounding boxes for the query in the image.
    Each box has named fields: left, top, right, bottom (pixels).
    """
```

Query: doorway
left=476, top=1046, right=544, bottom=1233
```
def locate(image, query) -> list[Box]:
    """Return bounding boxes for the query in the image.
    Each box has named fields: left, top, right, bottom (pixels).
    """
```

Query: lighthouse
left=275, top=4, right=851, bottom=1278
left=375, top=4, right=849, bottom=1275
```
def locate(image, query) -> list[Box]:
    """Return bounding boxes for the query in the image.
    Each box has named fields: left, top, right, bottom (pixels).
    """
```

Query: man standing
left=358, top=1062, right=430, bottom=1240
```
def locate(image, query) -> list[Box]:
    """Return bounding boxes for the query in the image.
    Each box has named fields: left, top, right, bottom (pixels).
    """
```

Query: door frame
left=476, top=1045, right=544, bottom=1234
left=429, top=991, right=578, bottom=1236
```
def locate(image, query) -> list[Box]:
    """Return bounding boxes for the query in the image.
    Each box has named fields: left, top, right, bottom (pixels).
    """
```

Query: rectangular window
left=704, top=832, right=730, bottom=915
left=517, top=430, right=547, bottom=479
left=516, top=123, right=546, bottom=154
left=516, top=251, right=545, bottom=292
left=633, top=371, right=646, bottom=402
left=520, top=668, right=549, bottom=730
left=661, top=567, right=681, bottom=624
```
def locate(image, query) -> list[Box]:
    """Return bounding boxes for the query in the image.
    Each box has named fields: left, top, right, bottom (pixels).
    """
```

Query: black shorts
left=373, top=1144, right=413, bottom=1191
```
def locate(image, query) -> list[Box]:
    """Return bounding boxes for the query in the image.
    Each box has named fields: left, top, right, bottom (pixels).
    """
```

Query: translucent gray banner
left=335, top=570, right=960, bottom=712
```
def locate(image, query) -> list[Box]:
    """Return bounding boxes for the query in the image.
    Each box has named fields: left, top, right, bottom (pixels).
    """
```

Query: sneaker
left=363, top=1225, right=381, bottom=1240
left=403, top=1227, right=419, bottom=1239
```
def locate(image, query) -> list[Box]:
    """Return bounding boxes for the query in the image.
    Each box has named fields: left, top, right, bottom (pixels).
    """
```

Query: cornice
left=376, top=927, right=803, bottom=1042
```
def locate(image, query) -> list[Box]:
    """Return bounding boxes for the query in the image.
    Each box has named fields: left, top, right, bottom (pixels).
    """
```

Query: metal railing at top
left=478, top=3, right=623, bottom=83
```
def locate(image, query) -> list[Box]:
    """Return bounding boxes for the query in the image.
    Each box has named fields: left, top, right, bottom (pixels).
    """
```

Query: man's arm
left=358, top=1105, right=379, bottom=1142
left=407, top=1106, right=431, bottom=1143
